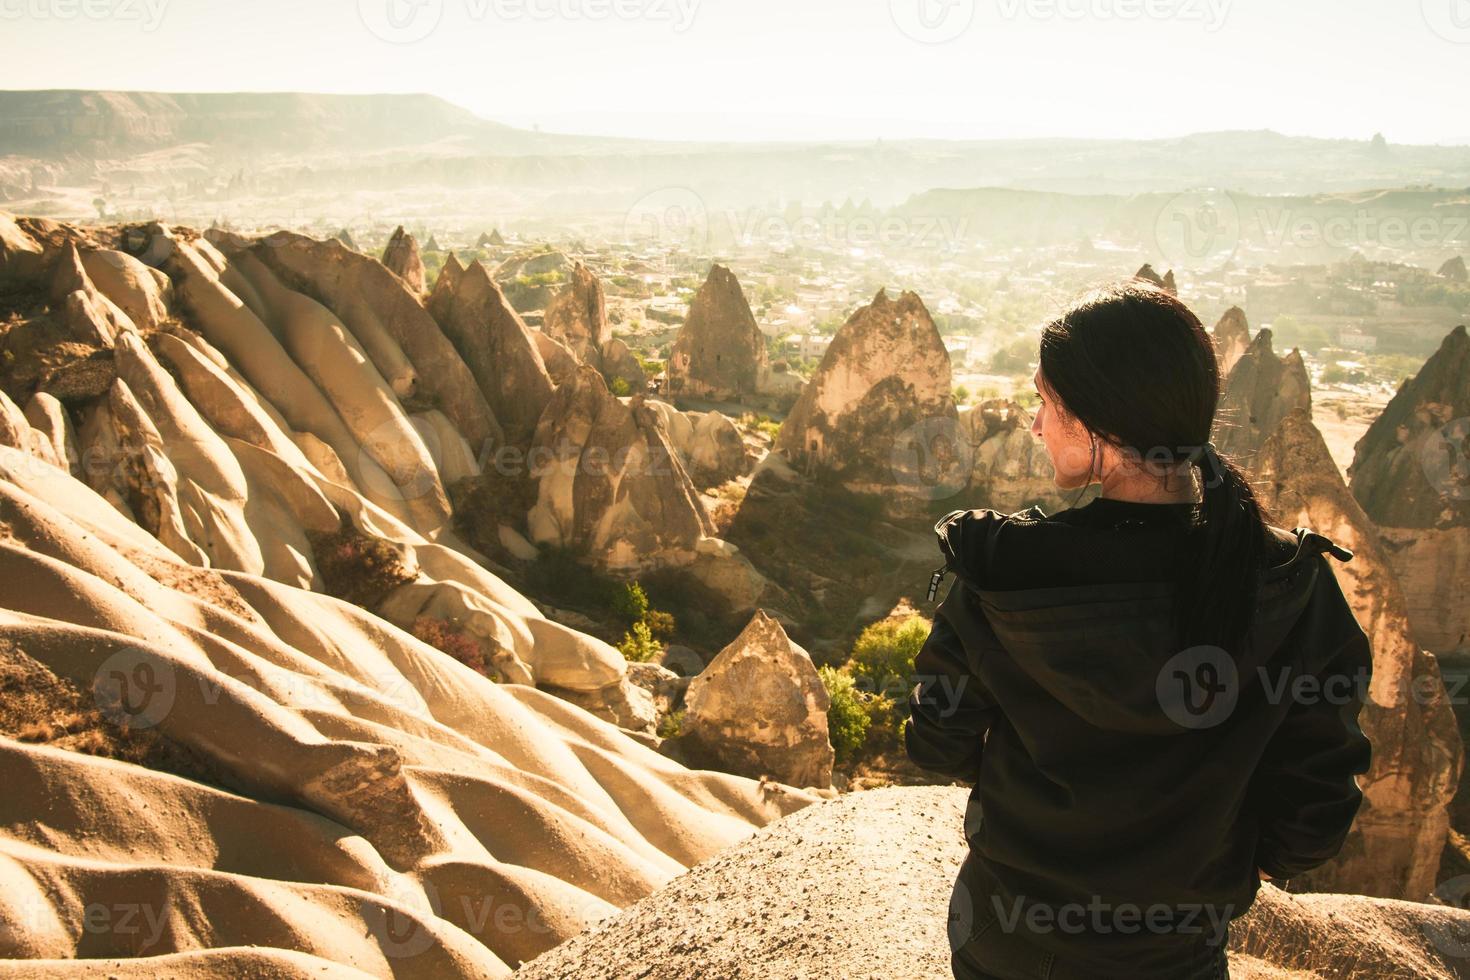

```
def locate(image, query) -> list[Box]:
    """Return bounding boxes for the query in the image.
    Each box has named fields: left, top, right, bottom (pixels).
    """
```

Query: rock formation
left=227, top=229, right=503, bottom=454
left=1213, top=305, right=1252, bottom=376
left=428, top=254, right=554, bottom=446
left=540, top=261, right=646, bottom=393
left=1254, top=408, right=1462, bottom=900
left=1162, top=269, right=1178, bottom=294
left=645, top=400, right=753, bottom=489
left=543, top=261, right=611, bottom=362
left=1213, top=327, right=1311, bottom=466
left=1348, top=324, right=1470, bottom=656
left=518, top=786, right=1470, bottom=980
left=1134, top=263, right=1167, bottom=288
left=525, top=364, right=714, bottom=569
left=960, top=398, right=1074, bottom=513
left=668, top=264, right=767, bottom=402
left=676, top=609, right=834, bottom=789
left=494, top=248, right=571, bottom=311
left=381, top=224, right=427, bottom=295
left=332, top=227, right=356, bottom=250
left=775, top=289, right=956, bottom=505
left=0, top=211, right=822, bottom=975
left=1438, top=255, right=1468, bottom=282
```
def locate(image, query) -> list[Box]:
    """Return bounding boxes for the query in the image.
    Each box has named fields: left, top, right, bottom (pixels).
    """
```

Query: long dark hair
left=1038, top=281, right=1274, bottom=657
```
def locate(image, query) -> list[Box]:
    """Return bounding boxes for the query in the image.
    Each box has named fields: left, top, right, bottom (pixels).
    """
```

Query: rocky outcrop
left=1162, top=269, right=1178, bottom=294
left=79, top=247, right=172, bottom=331
left=381, top=225, right=427, bottom=295
left=542, top=261, right=611, bottom=362
left=602, top=336, right=648, bottom=393
left=428, top=255, right=553, bottom=446
left=526, top=364, right=714, bottom=569
left=1254, top=407, right=1462, bottom=900
left=676, top=609, right=834, bottom=789
left=231, top=230, right=503, bottom=454
left=668, top=265, right=767, bottom=402
left=1439, top=256, right=1468, bottom=282
left=1348, top=324, right=1470, bottom=655
left=775, top=289, right=955, bottom=504
left=1213, top=305, right=1252, bottom=376
left=518, top=786, right=1470, bottom=980
left=960, top=399, right=1074, bottom=513
left=1214, top=328, right=1311, bottom=466
left=494, top=248, right=571, bottom=311
left=646, top=400, right=753, bottom=489
left=1134, top=263, right=1167, bottom=288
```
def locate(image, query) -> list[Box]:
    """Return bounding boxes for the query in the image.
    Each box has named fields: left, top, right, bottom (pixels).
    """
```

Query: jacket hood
left=931, top=505, right=1356, bottom=734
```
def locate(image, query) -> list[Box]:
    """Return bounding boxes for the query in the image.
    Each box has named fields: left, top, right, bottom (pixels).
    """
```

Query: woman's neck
left=1096, top=469, right=1200, bottom=505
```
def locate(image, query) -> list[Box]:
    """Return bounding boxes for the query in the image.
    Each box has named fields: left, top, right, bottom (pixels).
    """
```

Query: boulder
left=775, top=289, right=956, bottom=504
left=677, top=609, right=834, bottom=789
left=1347, top=324, right=1470, bottom=656
left=429, top=256, right=554, bottom=446
left=685, top=410, right=751, bottom=487
left=667, top=265, right=767, bottom=402
left=381, top=225, right=427, bottom=296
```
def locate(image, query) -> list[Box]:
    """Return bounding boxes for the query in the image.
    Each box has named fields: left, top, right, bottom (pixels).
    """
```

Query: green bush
left=819, top=665, right=871, bottom=764
left=849, top=617, right=930, bottom=701
left=618, top=621, right=662, bottom=663
left=644, top=608, right=677, bottom=640
left=610, top=376, right=632, bottom=397
left=657, top=708, right=685, bottom=740
left=612, top=582, right=650, bottom=626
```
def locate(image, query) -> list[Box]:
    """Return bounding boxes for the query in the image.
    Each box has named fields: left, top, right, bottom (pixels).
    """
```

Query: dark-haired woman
left=906, top=282, right=1372, bottom=980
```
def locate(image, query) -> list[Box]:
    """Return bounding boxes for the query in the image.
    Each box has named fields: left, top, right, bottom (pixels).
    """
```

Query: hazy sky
left=3, top=0, right=1467, bottom=144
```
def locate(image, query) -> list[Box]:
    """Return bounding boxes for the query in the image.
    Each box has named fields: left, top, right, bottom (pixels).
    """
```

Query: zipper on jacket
left=926, top=564, right=947, bottom=602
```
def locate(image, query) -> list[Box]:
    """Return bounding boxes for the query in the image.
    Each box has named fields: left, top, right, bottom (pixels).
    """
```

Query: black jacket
left=905, top=497, right=1372, bottom=976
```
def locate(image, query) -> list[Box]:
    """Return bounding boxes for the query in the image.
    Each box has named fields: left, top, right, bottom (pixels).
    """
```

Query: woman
left=905, top=282, right=1373, bottom=980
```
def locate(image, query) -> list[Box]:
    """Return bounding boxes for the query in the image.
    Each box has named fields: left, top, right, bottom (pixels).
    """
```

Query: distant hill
left=3, top=90, right=1470, bottom=218
left=0, top=89, right=629, bottom=158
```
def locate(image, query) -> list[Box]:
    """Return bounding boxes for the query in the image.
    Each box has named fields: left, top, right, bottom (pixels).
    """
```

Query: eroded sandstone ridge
left=1348, top=324, right=1470, bottom=657
left=668, top=264, right=767, bottom=401
left=0, top=211, right=820, bottom=975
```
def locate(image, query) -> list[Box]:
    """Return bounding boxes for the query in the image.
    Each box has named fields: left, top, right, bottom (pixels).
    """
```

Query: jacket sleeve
left=904, top=579, right=1001, bottom=785
left=1250, top=562, right=1374, bottom=880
